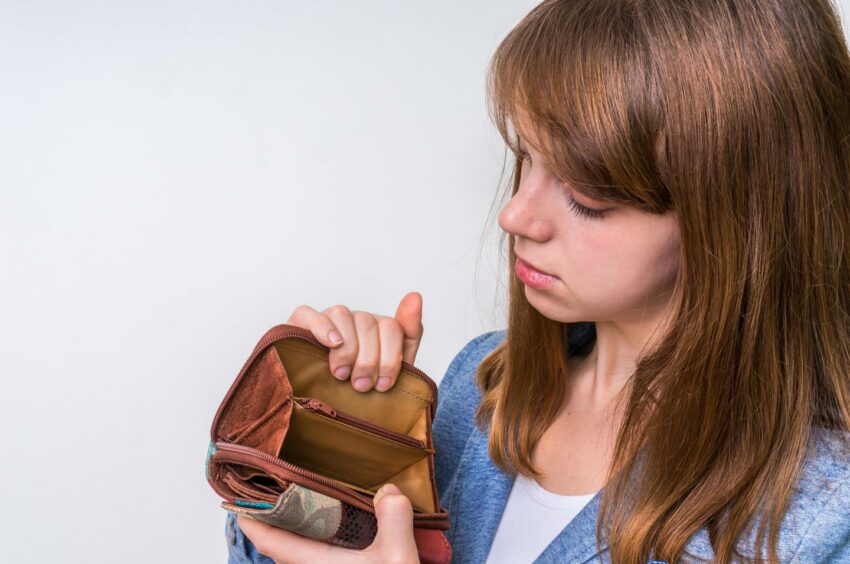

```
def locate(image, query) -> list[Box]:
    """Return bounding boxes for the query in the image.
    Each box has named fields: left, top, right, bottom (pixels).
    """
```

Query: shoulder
left=432, top=329, right=506, bottom=451
left=432, top=329, right=506, bottom=504
left=690, top=427, right=850, bottom=561
left=434, top=329, right=506, bottom=415
left=431, top=322, right=595, bottom=457
left=787, top=426, right=850, bottom=560
left=430, top=323, right=593, bottom=505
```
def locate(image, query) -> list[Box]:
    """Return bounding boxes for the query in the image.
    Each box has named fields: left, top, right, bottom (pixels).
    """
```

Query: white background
left=0, top=1, right=532, bottom=562
left=1, top=1, right=848, bottom=562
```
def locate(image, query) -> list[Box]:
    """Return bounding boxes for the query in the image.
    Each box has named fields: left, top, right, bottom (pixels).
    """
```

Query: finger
left=369, top=484, right=418, bottom=556
left=286, top=304, right=346, bottom=350
left=286, top=304, right=343, bottom=349
left=394, top=292, right=424, bottom=365
left=350, top=311, right=380, bottom=392
left=322, top=305, right=359, bottom=381
left=236, top=514, right=336, bottom=564
left=374, top=317, right=404, bottom=392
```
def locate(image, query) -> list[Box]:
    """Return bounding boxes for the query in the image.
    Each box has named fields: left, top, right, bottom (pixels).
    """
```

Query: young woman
left=226, top=0, right=850, bottom=562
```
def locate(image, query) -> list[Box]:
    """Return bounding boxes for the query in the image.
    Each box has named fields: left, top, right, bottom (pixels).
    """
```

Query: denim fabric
left=223, top=323, right=850, bottom=563
left=225, top=511, right=274, bottom=564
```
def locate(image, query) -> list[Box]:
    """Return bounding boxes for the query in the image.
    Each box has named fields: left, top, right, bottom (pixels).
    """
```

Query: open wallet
left=206, top=323, right=453, bottom=564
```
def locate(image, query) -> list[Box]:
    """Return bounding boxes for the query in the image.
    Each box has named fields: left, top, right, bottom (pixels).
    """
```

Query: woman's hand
left=237, top=483, right=420, bottom=564
left=286, top=291, right=424, bottom=393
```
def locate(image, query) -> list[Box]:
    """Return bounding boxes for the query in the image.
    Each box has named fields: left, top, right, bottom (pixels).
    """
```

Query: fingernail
left=375, top=376, right=392, bottom=391
left=353, top=377, right=372, bottom=391
left=375, top=483, right=400, bottom=505
left=328, top=330, right=343, bottom=345
left=381, top=483, right=400, bottom=495
left=334, top=366, right=350, bottom=379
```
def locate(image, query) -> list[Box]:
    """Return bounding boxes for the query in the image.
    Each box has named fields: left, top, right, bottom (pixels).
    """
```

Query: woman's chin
left=523, top=287, right=583, bottom=322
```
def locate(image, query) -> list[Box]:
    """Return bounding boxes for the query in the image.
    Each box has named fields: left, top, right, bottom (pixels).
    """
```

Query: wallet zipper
left=213, top=441, right=450, bottom=526
left=211, top=324, right=439, bottom=440
left=294, top=396, right=428, bottom=449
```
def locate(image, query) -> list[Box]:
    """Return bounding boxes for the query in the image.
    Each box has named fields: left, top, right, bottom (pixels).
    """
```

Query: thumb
left=394, top=291, right=424, bottom=365
left=371, top=483, right=418, bottom=554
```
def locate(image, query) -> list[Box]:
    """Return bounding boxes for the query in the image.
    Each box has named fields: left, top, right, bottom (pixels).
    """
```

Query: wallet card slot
left=219, top=463, right=288, bottom=504
left=223, top=473, right=280, bottom=503
left=230, top=466, right=288, bottom=495
left=279, top=399, right=432, bottom=490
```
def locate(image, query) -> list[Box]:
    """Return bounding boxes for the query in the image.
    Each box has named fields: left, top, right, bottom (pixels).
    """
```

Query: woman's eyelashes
left=566, top=195, right=606, bottom=220
left=518, top=150, right=607, bottom=220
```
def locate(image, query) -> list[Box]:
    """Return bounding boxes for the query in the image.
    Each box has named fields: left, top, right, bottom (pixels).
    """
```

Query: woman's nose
left=498, top=184, right=555, bottom=241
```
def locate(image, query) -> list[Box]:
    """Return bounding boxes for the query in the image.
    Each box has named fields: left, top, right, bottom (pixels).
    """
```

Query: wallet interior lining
left=275, top=340, right=432, bottom=440
left=279, top=400, right=430, bottom=490
left=216, top=346, right=294, bottom=456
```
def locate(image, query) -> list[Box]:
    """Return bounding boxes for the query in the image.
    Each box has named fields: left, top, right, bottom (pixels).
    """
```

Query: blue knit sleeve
left=225, top=511, right=275, bottom=564
left=432, top=329, right=506, bottom=508
left=434, top=331, right=501, bottom=415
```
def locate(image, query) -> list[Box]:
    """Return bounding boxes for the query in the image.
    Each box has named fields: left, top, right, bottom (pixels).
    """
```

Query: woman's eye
left=516, top=149, right=607, bottom=221
left=566, top=195, right=606, bottom=220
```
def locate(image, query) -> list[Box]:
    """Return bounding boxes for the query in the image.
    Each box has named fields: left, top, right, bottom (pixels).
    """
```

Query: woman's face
left=498, top=124, right=681, bottom=325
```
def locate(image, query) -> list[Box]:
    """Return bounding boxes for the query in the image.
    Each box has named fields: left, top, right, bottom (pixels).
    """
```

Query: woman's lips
left=515, top=256, right=559, bottom=289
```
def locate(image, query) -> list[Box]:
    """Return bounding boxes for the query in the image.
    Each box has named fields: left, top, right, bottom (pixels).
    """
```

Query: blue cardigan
left=434, top=327, right=850, bottom=563
left=225, top=325, right=850, bottom=563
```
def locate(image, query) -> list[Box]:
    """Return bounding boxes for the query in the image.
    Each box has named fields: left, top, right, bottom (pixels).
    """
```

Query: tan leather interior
left=275, top=339, right=433, bottom=435
left=280, top=399, right=430, bottom=489
left=215, top=336, right=439, bottom=513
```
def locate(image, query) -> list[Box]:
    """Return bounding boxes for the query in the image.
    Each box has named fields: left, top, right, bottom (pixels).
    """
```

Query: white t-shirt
left=485, top=473, right=598, bottom=563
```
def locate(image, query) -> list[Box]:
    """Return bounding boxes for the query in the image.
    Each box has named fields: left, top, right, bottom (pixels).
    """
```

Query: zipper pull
left=299, top=397, right=337, bottom=418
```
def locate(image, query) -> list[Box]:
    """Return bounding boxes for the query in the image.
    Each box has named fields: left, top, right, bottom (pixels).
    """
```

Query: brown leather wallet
left=206, top=323, right=452, bottom=564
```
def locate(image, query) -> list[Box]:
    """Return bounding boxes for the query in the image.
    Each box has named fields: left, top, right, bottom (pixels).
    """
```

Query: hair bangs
left=485, top=0, right=672, bottom=212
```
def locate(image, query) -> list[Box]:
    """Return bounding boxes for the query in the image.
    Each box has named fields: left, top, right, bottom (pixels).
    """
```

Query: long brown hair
left=474, top=1, right=850, bottom=562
